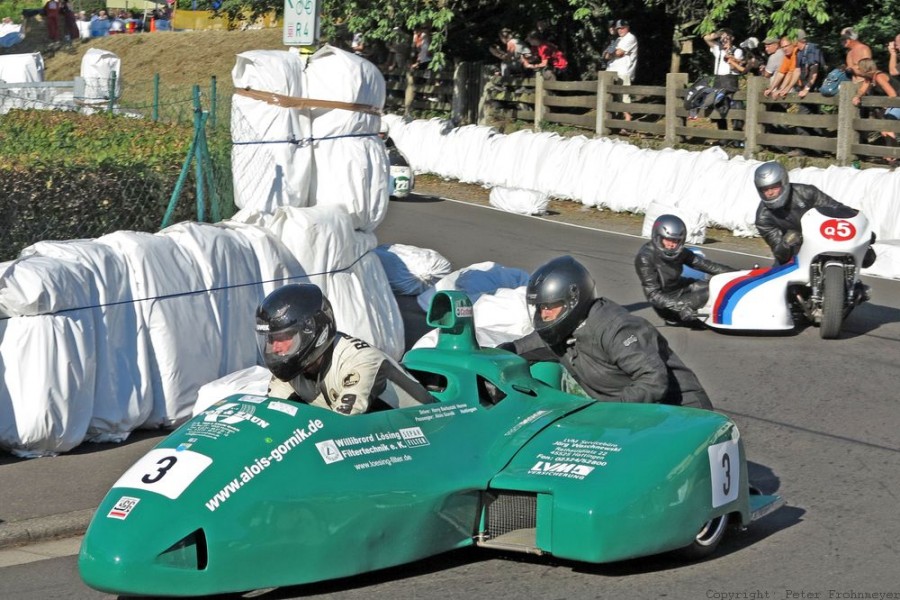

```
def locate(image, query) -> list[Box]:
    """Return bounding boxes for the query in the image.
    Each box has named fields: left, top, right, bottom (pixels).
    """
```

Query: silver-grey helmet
left=525, top=256, right=596, bottom=346
left=652, top=214, right=687, bottom=260
left=754, top=161, right=791, bottom=210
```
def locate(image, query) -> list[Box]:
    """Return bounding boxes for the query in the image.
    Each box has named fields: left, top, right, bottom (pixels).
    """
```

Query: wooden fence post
left=533, top=74, right=545, bottom=131
left=743, top=75, right=765, bottom=158
left=451, top=62, right=466, bottom=124
left=835, top=81, right=857, bottom=166
left=595, top=71, right=616, bottom=136
left=664, top=72, right=687, bottom=146
left=404, top=68, right=415, bottom=115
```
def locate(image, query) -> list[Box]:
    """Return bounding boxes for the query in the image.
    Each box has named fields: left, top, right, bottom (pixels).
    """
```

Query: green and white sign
left=283, top=0, right=319, bottom=46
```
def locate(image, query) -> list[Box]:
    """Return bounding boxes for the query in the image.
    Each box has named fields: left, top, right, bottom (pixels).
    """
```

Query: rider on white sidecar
left=752, top=162, right=876, bottom=269
left=697, top=162, right=876, bottom=339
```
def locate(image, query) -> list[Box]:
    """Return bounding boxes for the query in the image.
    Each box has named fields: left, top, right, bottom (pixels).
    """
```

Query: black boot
left=862, top=246, right=877, bottom=268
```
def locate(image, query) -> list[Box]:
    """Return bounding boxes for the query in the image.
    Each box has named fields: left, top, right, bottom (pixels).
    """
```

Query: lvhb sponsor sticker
left=108, top=496, right=141, bottom=520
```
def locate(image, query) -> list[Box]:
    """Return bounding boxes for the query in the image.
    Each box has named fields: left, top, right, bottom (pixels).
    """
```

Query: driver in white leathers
left=256, top=284, right=434, bottom=415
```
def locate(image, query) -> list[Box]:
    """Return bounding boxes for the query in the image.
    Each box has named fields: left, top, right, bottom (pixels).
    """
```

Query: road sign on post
left=283, top=0, right=319, bottom=46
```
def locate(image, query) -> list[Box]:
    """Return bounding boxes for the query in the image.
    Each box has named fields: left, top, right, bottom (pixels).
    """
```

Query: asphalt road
left=2, top=194, right=899, bottom=600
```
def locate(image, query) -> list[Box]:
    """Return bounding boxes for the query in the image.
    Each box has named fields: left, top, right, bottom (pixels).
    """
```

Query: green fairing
left=79, top=290, right=778, bottom=597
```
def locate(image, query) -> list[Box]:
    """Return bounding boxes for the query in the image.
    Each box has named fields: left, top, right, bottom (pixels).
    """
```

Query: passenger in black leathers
left=501, top=256, right=713, bottom=410
left=753, top=161, right=876, bottom=267
left=635, top=214, right=734, bottom=324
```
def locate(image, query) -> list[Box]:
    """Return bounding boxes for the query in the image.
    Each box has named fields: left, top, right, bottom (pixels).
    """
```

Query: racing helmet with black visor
left=255, top=284, right=336, bottom=382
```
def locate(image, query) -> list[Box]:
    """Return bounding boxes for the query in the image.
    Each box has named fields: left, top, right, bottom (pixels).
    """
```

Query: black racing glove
left=496, top=341, right=517, bottom=353
left=783, top=230, right=803, bottom=250
left=678, top=306, right=696, bottom=322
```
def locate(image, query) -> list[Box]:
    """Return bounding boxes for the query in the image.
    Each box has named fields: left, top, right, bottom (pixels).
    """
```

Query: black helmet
left=525, top=256, right=596, bottom=346
left=652, top=214, right=687, bottom=260
left=255, top=284, right=336, bottom=381
left=754, top=161, right=791, bottom=210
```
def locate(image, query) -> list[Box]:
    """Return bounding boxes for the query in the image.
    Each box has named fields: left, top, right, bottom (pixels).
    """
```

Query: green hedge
left=0, top=110, right=234, bottom=262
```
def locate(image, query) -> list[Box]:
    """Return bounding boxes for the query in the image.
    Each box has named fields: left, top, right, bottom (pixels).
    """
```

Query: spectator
left=793, top=29, right=827, bottom=143
left=757, top=36, right=790, bottom=144
left=796, top=29, right=826, bottom=97
left=76, top=10, right=91, bottom=40
left=854, top=58, right=899, bottom=160
left=600, top=20, right=617, bottom=70
left=90, top=10, right=111, bottom=37
left=534, top=16, right=559, bottom=46
left=739, top=36, right=766, bottom=74
left=109, top=12, right=125, bottom=34
left=411, top=25, right=431, bottom=70
left=841, top=27, right=872, bottom=83
left=761, top=35, right=785, bottom=81
left=840, top=28, right=873, bottom=142
left=384, top=27, right=410, bottom=72
left=887, top=34, right=900, bottom=77
left=521, top=31, right=569, bottom=80
left=42, top=0, right=62, bottom=42
left=59, top=0, right=78, bottom=40
left=490, top=28, right=531, bottom=77
left=351, top=32, right=365, bottom=55
left=765, top=36, right=800, bottom=100
left=154, top=8, right=172, bottom=31
left=703, top=28, right=746, bottom=131
left=606, top=19, right=638, bottom=123
left=0, top=16, right=23, bottom=48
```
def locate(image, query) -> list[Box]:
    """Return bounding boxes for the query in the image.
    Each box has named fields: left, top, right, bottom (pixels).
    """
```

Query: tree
left=211, top=0, right=898, bottom=82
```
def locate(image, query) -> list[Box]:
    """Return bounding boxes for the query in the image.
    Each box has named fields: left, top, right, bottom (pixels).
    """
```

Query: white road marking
left=0, top=535, right=83, bottom=568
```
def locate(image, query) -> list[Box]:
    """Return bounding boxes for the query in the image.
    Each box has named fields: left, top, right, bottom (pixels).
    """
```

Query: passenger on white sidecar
left=635, top=214, right=736, bottom=326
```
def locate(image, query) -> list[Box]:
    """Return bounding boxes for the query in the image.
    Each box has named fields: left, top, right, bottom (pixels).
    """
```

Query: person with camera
left=703, top=28, right=746, bottom=131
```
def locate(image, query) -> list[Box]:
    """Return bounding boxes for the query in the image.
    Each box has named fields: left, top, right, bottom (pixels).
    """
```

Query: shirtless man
left=841, top=27, right=872, bottom=83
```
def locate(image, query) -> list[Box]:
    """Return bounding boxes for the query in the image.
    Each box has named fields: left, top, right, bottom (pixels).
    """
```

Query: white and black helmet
left=255, top=284, right=336, bottom=381
left=754, top=161, right=791, bottom=210
left=652, top=214, right=687, bottom=260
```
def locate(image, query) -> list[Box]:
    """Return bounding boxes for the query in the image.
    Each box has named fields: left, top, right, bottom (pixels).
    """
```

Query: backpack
left=684, top=77, right=732, bottom=118
left=820, top=68, right=849, bottom=97
left=683, top=76, right=715, bottom=110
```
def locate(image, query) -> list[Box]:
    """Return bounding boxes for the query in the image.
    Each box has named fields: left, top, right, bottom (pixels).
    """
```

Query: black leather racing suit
left=508, top=298, right=713, bottom=409
left=634, top=242, right=734, bottom=322
left=754, top=183, right=847, bottom=265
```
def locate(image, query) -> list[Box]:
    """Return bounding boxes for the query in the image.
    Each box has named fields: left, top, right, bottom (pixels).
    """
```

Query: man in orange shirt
left=764, top=36, right=800, bottom=99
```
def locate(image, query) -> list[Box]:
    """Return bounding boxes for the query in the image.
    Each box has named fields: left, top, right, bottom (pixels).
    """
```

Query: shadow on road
left=843, top=301, right=900, bottom=338
left=396, top=193, right=445, bottom=204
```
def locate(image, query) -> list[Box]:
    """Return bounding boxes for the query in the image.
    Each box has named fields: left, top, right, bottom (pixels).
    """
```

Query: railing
left=472, top=70, right=900, bottom=166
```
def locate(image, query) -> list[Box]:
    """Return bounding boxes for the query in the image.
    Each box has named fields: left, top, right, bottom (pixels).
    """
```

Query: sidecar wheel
left=820, top=264, right=845, bottom=339
left=675, top=514, right=729, bottom=560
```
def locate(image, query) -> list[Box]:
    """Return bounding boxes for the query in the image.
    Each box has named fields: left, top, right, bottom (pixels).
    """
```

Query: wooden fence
left=478, top=70, right=900, bottom=166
